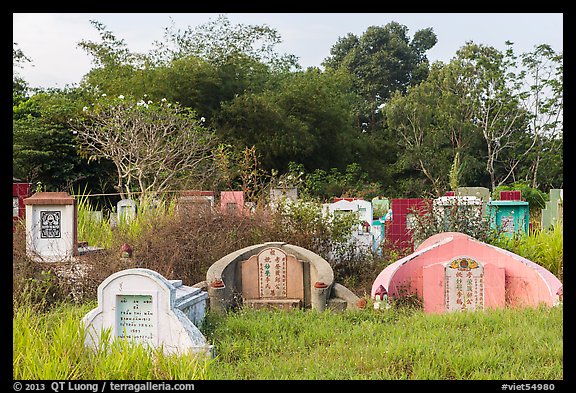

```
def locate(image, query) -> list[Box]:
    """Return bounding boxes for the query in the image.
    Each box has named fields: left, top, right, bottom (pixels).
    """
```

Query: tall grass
left=494, top=225, right=563, bottom=281
left=13, top=299, right=213, bottom=380
left=76, top=192, right=178, bottom=249
left=204, top=306, right=562, bottom=380
left=13, top=300, right=562, bottom=380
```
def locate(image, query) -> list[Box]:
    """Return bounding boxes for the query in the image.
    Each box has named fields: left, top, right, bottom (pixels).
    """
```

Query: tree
left=13, top=89, right=114, bottom=192
left=515, top=44, right=563, bottom=189
left=323, top=22, right=437, bottom=133
left=215, top=68, right=358, bottom=173
left=384, top=61, right=485, bottom=196
left=13, top=42, right=32, bottom=104
left=71, top=95, right=217, bottom=202
left=152, top=14, right=299, bottom=71
left=454, top=42, right=530, bottom=190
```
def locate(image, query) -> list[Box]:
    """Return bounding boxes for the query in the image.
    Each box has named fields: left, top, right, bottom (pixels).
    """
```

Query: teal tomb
left=486, top=200, right=529, bottom=237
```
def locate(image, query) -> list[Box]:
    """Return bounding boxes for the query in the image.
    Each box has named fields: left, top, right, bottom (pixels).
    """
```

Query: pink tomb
left=371, top=232, right=562, bottom=313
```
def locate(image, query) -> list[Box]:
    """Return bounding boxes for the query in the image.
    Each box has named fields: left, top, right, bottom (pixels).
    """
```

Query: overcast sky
left=13, top=13, right=563, bottom=90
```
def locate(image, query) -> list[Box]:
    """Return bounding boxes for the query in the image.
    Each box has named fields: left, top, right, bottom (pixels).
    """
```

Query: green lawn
left=13, top=301, right=563, bottom=380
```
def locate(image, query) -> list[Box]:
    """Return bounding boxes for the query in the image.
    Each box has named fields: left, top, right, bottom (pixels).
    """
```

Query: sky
left=13, top=13, right=563, bottom=90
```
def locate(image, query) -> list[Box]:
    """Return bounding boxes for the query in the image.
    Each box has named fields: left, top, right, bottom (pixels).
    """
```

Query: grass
left=13, top=300, right=563, bottom=380
left=13, top=301, right=214, bottom=380
left=76, top=192, right=178, bottom=249
left=494, top=225, right=563, bottom=280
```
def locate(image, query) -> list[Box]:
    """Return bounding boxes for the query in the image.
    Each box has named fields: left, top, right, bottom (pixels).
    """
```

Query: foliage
left=514, top=44, right=563, bottom=188
left=13, top=89, right=114, bottom=192
left=14, top=301, right=562, bottom=380
left=71, top=94, right=218, bottom=202
left=152, top=14, right=299, bottom=70
left=277, top=162, right=383, bottom=202
left=13, top=18, right=563, bottom=202
left=409, top=198, right=501, bottom=248
left=215, top=67, right=358, bottom=174
left=492, top=181, right=548, bottom=211
left=494, top=225, right=563, bottom=281
left=323, top=21, right=437, bottom=134
left=13, top=301, right=213, bottom=380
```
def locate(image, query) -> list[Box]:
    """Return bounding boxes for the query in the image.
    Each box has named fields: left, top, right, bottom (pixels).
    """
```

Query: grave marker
left=444, top=257, right=484, bottom=312
left=83, top=268, right=213, bottom=356
left=117, top=199, right=137, bottom=223
left=24, top=192, right=77, bottom=262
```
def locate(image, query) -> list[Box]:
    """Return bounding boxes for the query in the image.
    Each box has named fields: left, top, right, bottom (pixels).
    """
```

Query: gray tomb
left=117, top=199, right=137, bottom=223
left=541, top=189, right=563, bottom=231
left=83, top=268, right=213, bottom=356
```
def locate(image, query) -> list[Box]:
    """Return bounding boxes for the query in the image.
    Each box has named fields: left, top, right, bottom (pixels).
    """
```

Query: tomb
left=13, top=178, right=31, bottom=227
left=433, top=195, right=483, bottom=232
left=486, top=200, right=529, bottom=237
left=270, top=186, right=298, bottom=207
left=204, top=242, right=361, bottom=313
left=177, top=190, right=215, bottom=216
left=385, top=198, right=428, bottom=251
left=371, top=232, right=562, bottom=313
left=327, top=198, right=379, bottom=254
left=455, top=186, right=491, bottom=204
left=220, top=191, right=247, bottom=216
left=83, top=268, right=212, bottom=356
left=24, top=192, right=78, bottom=262
left=117, top=199, right=137, bottom=223
left=541, top=189, right=563, bottom=231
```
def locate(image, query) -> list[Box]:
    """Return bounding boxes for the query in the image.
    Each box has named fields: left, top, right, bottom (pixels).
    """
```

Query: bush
left=409, top=198, right=501, bottom=248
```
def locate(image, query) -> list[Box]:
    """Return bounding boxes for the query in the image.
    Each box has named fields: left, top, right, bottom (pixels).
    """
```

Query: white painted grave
left=24, top=192, right=77, bottom=262
left=83, top=268, right=213, bottom=356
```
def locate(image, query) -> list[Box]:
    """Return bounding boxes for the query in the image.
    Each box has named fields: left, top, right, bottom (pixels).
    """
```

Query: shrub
left=409, top=198, right=501, bottom=248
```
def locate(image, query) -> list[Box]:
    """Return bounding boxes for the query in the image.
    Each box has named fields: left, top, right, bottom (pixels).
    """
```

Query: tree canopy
left=12, top=18, right=563, bottom=202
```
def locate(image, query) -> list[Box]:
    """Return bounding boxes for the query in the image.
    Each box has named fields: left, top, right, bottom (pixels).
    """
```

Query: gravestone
left=177, top=191, right=214, bottom=216
left=117, top=199, right=137, bottom=223
left=444, top=257, right=484, bottom=312
left=23, top=192, right=77, bottom=262
left=487, top=200, right=529, bottom=237
left=270, top=186, right=298, bottom=208
left=220, top=191, right=246, bottom=215
left=241, top=246, right=304, bottom=309
left=83, top=268, right=213, bottom=356
left=206, top=242, right=361, bottom=313
left=541, top=189, right=563, bottom=231
left=373, top=232, right=560, bottom=313
left=86, top=210, right=103, bottom=223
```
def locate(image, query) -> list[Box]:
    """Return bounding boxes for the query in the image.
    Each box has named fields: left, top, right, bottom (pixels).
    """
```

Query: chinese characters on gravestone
left=258, top=247, right=288, bottom=298
left=445, top=257, right=484, bottom=312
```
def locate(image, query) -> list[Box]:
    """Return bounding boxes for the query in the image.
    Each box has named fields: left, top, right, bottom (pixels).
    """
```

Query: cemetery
left=12, top=12, right=564, bottom=379
left=13, top=185, right=563, bottom=380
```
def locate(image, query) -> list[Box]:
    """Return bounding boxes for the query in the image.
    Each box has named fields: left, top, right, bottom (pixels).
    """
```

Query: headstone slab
left=241, top=247, right=304, bottom=308
left=117, top=199, right=137, bottom=222
left=83, top=268, right=212, bottom=356
left=444, top=256, right=484, bottom=312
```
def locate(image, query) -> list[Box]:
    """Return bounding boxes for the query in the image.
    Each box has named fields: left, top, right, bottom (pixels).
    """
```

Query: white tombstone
left=83, top=268, right=213, bottom=356
left=24, top=192, right=77, bottom=262
left=117, top=199, right=137, bottom=223
left=327, top=199, right=375, bottom=259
